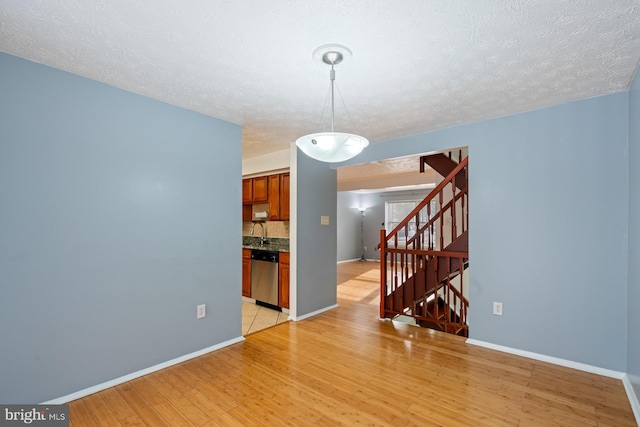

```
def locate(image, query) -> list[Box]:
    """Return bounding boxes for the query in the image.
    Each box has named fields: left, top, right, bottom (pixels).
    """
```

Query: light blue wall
left=628, top=66, right=640, bottom=395
left=338, top=93, right=629, bottom=371
left=0, top=53, right=242, bottom=403
left=296, top=151, right=338, bottom=315
left=337, top=192, right=362, bottom=261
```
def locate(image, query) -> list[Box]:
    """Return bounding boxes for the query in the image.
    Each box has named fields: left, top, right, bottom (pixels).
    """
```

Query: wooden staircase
left=380, top=152, right=469, bottom=337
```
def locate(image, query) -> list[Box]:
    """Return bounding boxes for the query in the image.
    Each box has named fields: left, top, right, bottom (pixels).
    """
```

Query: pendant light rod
left=330, top=63, right=335, bottom=132
left=322, top=50, right=343, bottom=133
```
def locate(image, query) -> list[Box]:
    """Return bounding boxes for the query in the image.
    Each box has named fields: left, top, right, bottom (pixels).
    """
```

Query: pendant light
left=296, top=44, right=369, bottom=163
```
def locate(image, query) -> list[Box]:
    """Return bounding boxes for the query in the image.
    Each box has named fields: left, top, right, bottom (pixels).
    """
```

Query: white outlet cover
left=197, top=304, right=206, bottom=319
left=320, top=216, right=330, bottom=226
left=493, top=302, right=503, bottom=316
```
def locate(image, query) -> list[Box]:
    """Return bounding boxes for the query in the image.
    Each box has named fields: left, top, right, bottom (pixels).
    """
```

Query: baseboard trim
left=337, top=259, right=380, bottom=264
left=466, top=339, right=625, bottom=379
left=41, top=336, right=246, bottom=404
left=292, top=304, right=338, bottom=321
left=621, top=374, right=640, bottom=425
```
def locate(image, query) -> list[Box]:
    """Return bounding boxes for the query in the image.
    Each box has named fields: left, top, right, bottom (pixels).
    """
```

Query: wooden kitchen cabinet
left=242, top=172, right=289, bottom=221
left=278, top=251, right=290, bottom=309
left=242, top=179, right=253, bottom=204
left=242, top=204, right=252, bottom=222
left=252, top=176, right=268, bottom=203
left=279, top=173, right=290, bottom=221
left=242, top=248, right=252, bottom=298
left=268, top=175, right=280, bottom=220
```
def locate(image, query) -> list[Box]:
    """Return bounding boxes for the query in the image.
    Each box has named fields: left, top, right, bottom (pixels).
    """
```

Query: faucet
left=250, top=221, right=267, bottom=246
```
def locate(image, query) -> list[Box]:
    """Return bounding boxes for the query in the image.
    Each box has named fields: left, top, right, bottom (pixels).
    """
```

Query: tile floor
left=242, top=301, right=290, bottom=335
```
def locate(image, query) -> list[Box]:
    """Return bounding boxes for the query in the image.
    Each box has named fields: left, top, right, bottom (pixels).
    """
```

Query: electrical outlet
left=197, top=304, right=206, bottom=319
left=321, top=215, right=330, bottom=225
left=493, top=302, right=503, bottom=316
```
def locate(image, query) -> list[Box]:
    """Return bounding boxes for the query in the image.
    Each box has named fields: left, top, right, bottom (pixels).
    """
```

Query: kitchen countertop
left=242, top=236, right=289, bottom=252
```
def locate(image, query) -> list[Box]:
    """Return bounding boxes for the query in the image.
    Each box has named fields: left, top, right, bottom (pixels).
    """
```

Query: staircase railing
left=379, top=156, right=469, bottom=335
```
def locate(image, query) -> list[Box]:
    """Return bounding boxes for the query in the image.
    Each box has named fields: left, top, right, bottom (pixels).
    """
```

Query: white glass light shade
left=295, top=132, right=369, bottom=163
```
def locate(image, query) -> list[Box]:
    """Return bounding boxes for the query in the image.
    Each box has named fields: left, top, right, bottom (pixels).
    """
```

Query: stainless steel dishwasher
left=250, top=249, right=279, bottom=309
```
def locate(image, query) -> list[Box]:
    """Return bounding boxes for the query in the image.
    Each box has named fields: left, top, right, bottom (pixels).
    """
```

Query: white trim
left=289, top=141, right=297, bottom=320
left=337, top=258, right=380, bottom=264
left=622, top=374, right=640, bottom=425
left=291, top=304, right=338, bottom=321
left=41, top=336, right=245, bottom=404
left=466, top=339, right=625, bottom=378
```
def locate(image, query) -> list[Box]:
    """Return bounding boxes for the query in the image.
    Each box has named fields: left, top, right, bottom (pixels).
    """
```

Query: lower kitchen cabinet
left=278, top=252, right=290, bottom=309
left=242, top=248, right=251, bottom=297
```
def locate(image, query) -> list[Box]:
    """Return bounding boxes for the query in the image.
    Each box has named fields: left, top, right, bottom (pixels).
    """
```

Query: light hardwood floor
left=69, top=261, right=637, bottom=426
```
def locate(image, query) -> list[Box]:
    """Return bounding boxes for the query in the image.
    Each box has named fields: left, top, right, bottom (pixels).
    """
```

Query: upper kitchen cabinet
left=242, top=172, right=290, bottom=221
left=243, top=176, right=268, bottom=204
left=268, top=175, right=280, bottom=221
left=279, top=173, right=290, bottom=221
left=242, top=179, right=252, bottom=204
left=252, top=176, right=268, bottom=203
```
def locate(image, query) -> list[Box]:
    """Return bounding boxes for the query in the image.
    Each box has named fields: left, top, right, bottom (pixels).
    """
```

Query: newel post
left=379, top=229, right=387, bottom=319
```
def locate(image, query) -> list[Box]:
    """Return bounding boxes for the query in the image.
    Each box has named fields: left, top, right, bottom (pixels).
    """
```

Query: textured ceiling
left=1, top=1, right=639, bottom=160
left=337, top=154, right=435, bottom=192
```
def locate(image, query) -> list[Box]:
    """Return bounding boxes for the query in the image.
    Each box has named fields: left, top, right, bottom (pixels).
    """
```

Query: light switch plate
left=321, top=215, right=330, bottom=225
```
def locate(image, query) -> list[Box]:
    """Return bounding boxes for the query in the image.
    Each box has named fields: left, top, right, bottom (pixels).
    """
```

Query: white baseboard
left=337, top=258, right=380, bottom=264
left=621, top=374, right=640, bottom=426
left=466, top=339, right=640, bottom=426
left=292, top=304, right=338, bottom=321
left=466, top=339, right=625, bottom=379
left=337, top=258, right=360, bottom=264
left=41, top=336, right=245, bottom=405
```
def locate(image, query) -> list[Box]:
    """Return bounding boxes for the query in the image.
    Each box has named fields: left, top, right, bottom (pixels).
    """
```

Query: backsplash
left=242, top=221, right=289, bottom=238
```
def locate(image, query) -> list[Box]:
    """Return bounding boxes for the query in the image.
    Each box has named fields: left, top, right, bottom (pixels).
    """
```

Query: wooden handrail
left=382, top=248, right=468, bottom=258
left=384, top=157, right=468, bottom=244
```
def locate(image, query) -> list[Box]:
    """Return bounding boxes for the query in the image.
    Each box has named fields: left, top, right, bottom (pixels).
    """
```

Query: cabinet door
left=242, top=204, right=252, bottom=222
left=279, top=173, right=290, bottom=221
left=278, top=252, right=290, bottom=309
left=242, top=179, right=253, bottom=204
left=252, top=176, right=268, bottom=203
left=268, top=175, right=280, bottom=220
left=242, top=249, right=252, bottom=297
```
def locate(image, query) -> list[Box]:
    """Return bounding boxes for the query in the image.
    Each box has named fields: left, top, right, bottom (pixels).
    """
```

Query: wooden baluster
left=451, top=179, right=457, bottom=242
left=466, top=185, right=469, bottom=236
left=400, top=251, right=403, bottom=288
left=415, top=211, right=420, bottom=250
left=380, top=229, right=387, bottom=318
left=427, top=201, right=432, bottom=250
left=461, top=183, right=466, bottom=234
left=433, top=255, right=439, bottom=322
left=439, top=190, right=444, bottom=250
left=445, top=257, right=450, bottom=327
left=459, top=257, right=464, bottom=327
